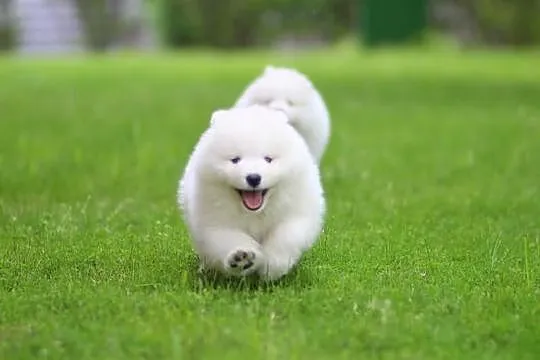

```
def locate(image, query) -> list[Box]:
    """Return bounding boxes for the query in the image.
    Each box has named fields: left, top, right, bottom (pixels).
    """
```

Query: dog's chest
left=242, top=215, right=275, bottom=244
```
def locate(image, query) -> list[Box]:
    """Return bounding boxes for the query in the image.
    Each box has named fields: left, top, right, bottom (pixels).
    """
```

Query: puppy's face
left=199, top=107, right=308, bottom=212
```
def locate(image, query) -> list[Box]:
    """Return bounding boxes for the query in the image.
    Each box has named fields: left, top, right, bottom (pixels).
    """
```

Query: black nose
left=245, top=173, right=261, bottom=188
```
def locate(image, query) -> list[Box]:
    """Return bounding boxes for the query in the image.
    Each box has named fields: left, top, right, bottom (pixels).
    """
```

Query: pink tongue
left=241, top=191, right=263, bottom=210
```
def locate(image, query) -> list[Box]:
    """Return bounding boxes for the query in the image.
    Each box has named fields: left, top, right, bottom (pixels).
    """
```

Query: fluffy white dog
left=234, top=66, right=331, bottom=164
left=178, top=106, right=325, bottom=281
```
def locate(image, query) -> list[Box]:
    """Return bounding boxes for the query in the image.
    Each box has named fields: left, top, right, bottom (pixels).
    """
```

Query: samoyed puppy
left=234, top=66, right=331, bottom=164
left=178, top=106, right=325, bottom=281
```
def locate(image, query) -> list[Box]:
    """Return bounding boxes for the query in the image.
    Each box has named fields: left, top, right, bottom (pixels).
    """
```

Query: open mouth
left=236, top=189, right=268, bottom=211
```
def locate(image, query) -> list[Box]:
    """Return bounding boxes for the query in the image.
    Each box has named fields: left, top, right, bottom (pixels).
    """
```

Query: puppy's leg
left=259, top=218, right=322, bottom=281
left=197, top=229, right=264, bottom=277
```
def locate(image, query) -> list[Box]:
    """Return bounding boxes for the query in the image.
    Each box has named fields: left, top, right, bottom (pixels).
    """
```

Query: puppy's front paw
left=225, top=249, right=261, bottom=276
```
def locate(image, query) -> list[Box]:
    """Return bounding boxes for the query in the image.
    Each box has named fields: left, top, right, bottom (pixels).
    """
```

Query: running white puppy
left=234, top=66, right=331, bottom=164
left=178, top=106, right=325, bottom=281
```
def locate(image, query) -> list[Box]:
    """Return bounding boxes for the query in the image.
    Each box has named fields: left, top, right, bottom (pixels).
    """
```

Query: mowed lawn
left=0, top=49, right=539, bottom=360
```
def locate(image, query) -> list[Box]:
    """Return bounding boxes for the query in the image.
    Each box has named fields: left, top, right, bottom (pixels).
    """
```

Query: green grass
left=1, top=49, right=539, bottom=359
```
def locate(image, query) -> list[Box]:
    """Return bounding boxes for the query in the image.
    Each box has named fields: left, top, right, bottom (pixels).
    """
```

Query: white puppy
left=178, top=106, right=325, bottom=281
left=234, top=66, right=331, bottom=164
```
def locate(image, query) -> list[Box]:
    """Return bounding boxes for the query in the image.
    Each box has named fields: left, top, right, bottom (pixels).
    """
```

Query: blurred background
left=0, top=0, right=539, bottom=55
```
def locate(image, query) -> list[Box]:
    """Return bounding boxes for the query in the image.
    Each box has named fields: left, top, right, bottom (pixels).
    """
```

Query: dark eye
left=286, top=99, right=294, bottom=106
left=231, top=157, right=241, bottom=164
left=264, top=156, right=273, bottom=163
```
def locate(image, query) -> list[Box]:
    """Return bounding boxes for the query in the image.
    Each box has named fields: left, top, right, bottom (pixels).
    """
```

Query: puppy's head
left=198, top=106, right=311, bottom=212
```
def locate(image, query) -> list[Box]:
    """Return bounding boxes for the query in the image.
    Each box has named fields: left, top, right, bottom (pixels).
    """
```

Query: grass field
left=1, top=49, right=539, bottom=359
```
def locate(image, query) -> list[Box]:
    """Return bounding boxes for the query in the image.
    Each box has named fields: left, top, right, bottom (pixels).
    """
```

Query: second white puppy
left=234, top=66, right=331, bottom=164
left=178, top=106, right=325, bottom=281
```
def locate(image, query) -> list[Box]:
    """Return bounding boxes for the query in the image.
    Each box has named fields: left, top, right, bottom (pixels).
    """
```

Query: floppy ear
left=209, top=109, right=228, bottom=126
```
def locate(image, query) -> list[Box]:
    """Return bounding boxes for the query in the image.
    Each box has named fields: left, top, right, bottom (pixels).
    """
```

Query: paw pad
left=227, top=249, right=256, bottom=273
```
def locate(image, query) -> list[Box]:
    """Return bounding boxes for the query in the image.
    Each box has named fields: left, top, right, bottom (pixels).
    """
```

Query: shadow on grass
left=184, top=255, right=314, bottom=293
left=129, top=251, right=315, bottom=294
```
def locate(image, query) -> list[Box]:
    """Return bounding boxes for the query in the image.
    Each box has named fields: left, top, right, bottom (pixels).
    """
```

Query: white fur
left=234, top=65, right=331, bottom=164
left=178, top=106, right=325, bottom=281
